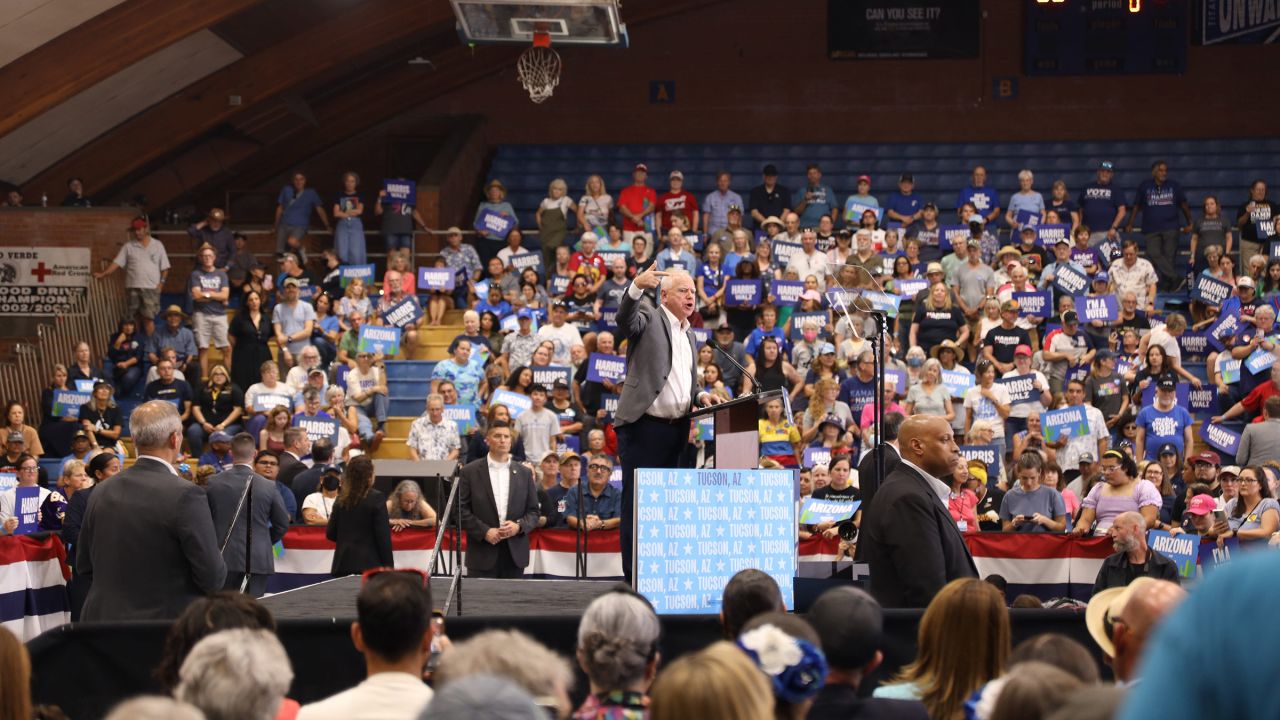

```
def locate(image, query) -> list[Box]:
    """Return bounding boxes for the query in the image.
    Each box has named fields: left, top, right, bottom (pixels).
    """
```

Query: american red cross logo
left=30, top=262, right=52, bottom=282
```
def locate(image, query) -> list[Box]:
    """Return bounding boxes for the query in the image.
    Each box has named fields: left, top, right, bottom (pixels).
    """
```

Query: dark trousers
left=618, top=415, right=692, bottom=585
left=224, top=572, right=270, bottom=598
left=468, top=543, right=525, bottom=579
left=1145, top=230, right=1181, bottom=291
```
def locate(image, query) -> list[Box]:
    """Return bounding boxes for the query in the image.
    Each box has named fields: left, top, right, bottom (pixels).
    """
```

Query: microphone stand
left=429, top=463, right=464, bottom=616
left=575, top=474, right=586, bottom=579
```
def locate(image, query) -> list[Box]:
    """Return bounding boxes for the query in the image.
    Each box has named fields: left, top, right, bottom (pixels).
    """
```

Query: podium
left=688, top=389, right=791, bottom=469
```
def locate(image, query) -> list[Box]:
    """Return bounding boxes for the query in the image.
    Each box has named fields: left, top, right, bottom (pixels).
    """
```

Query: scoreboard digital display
left=1025, top=0, right=1188, bottom=75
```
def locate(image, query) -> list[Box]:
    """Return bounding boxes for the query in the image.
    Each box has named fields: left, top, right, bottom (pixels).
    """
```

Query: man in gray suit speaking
left=615, top=266, right=722, bottom=583
left=207, top=432, right=290, bottom=596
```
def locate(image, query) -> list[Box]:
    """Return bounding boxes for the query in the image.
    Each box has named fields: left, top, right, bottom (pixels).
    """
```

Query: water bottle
left=40, top=192, right=47, bottom=208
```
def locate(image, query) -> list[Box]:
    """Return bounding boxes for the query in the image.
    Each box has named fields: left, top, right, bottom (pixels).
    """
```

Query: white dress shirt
left=137, top=454, right=179, bottom=476
left=297, top=671, right=434, bottom=720
left=487, top=454, right=511, bottom=522
left=651, top=303, right=694, bottom=419
left=898, top=457, right=952, bottom=509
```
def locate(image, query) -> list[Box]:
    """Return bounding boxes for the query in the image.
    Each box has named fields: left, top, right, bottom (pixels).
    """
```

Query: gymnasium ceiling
left=0, top=0, right=720, bottom=210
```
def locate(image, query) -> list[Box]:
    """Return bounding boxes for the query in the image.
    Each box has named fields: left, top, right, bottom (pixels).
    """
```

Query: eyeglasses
left=588, top=464, right=612, bottom=472
left=1100, top=464, right=1120, bottom=473
left=361, top=567, right=429, bottom=587
left=18, top=465, right=37, bottom=472
left=1240, top=477, right=1262, bottom=484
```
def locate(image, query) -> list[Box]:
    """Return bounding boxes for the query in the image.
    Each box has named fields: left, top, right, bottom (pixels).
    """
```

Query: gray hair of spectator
left=1043, top=686, right=1125, bottom=720
left=920, top=357, right=943, bottom=380
left=1010, top=633, right=1100, bottom=684
left=230, top=433, right=257, bottom=463
left=989, top=661, right=1083, bottom=720
left=391, top=480, right=421, bottom=505
left=881, top=412, right=905, bottom=442
left=720, top=569, right=784, bottom=639
left=1113, top=511, right=1146, bottom=534
left=299, top=345, right=319, bottom=360
left=805, top=586, right=883, bottom=670
left=463, top=309, right=479, bottom=322
left=576, top=591, right=661, bottom=691
left=175, top=629, right=293, bottom=720
left=325, top=385, right=345, bottom=403
left=1026, top=406, right=1043, bottom=421
left=104, top=697, right=205, bottom=720
left=434, top=629, right=573, bottom=700
left=425, top=393, right=444, bottom=410
left=420, top=673, right=543, bottom=720
left=302, top=387, right=321, bottom=403
left=588, top=429, right=604, bottom=441
left=61, top=459, right=86, bottom=480
left=130, top=400, right=183, bottom=452
left=1257, top=304, right=1276, bottom=319
left=1017, top=169, right=1034, bottom=182
left=283, top=426, right=308, bottom=449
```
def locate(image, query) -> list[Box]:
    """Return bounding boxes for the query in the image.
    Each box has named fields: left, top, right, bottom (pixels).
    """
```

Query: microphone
left=711, top=340, right=763, bottom=395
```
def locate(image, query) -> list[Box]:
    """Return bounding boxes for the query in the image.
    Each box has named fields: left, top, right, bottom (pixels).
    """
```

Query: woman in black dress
left=229, top=289, right=273, bottom=393
left=327, top=455, right=393, bottom=576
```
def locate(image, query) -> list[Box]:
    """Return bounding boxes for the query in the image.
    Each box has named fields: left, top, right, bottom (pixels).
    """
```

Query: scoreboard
left=1025, top=0, right=1188, bottom=75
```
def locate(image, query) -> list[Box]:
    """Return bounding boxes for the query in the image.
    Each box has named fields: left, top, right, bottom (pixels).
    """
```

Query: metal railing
left=0, top=269, right=125, bottom=425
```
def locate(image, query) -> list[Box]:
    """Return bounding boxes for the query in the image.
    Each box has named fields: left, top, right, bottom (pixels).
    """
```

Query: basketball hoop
left=517, top=31, right=561, bottom=103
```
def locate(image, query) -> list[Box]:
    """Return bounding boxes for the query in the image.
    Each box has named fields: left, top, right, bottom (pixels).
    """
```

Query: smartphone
left=1213, top=509, right=1228, bottom=525
left=426, top=615, right=446, bottom=671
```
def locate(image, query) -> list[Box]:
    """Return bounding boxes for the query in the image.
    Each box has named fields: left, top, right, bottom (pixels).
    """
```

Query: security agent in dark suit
left=276, top=426, right=310, bottom=490
left=459, top=421, right=541, bottom=578
left=805, top=586, right=928, bottom=720
left=206, top=433, right=290, bottom=597
left=860, top=415, right=978, bottom=608
left=614, top=266, right=722, bottom=583
left=77, top=401, right=226, bottom=621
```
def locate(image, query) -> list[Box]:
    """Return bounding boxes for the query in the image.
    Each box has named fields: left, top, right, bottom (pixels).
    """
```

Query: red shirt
left=568, top=252, right=607, bottom=284
left=948, top=489, right=979, bottom=532
left=617, top=185, right=657, bottom=232
left=1241, top=380, right=1280, bottom=421
left=657, top=190, right=699, bottom=230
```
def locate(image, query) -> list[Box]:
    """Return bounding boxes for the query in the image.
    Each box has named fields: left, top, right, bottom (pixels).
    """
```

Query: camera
left=838, top=520, right=859, bottom=543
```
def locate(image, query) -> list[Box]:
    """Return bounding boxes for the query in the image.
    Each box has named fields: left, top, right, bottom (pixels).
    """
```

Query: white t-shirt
left=963, top=383, right=1012, bottom=438
left=535, top=323, right=583, bottom=366
left=297, top=671, right=434, bottom=720
left=301, top=492, right=335, bottom=522
left=1146, top=324, right=1181, bottom=365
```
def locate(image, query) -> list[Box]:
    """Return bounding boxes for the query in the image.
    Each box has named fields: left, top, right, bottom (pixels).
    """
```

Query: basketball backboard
left=450, top=0, right=627, bottom=46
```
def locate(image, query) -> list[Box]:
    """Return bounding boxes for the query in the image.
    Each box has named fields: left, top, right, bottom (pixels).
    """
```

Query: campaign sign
left=489, top=388, right=532, bottom=417
left=1200, top=422, right=1241, bottom=456
left=1245, top=346, right=1277, bottom=375
left=1147, top=530, right=1198, bottom=578
left=0, top=473, right=14, bottom=493
left=417, top=267, right=455, bottom=292
left=339, top=264, right=375, bottom=288
left=938, top=225, right=968, bottom=253
left=358, top=326, right=401, bottom=356
left=1140, top=381, right=1191, bottom=409
left=1034, top=223, right=1070, bottom=247
left=998, top=373, right=1039, bottom=405
left=789, top=312, right=829, bottom=341
left=885, top=368, right=908, bottom=395
left=1013, top=290, right=1053, bottom=318
left=1014, top=209, right=1041, bottom=228
left=690, top=327, right=711, bottom=347
left=1197, top=537, right=1238, bottom=575
left=1220, top=358, right=1242, bottom=385
left=252, top=392, right=293, bottom=413
left=941, top=368, right=974, bottom=398
left=798, top=498, right=860, bottom=525
left=1077, top=295, right=1119, bottom=323
left=601, top=393, right=619, bottom=423
left=292, top=416, right=339, bottom=444
left=861, top=290, right=902, bottom=317
left=1178, top=330, right=1211, bottom=362
left=14, top=487, right=40, bottom=536
left=634, top=468, right=796, bottom=614
left=444, top=405, right=478, bottom=435
left=1205, top=312, right=1239, bottom=351
left=825, top=288, right=856, bottom=313
left=473, top=279, right=491, bottom=299
left=1191, top=274, right=1234, bottom=306
left=73, top=379, right=96, bottom=393
left=549, top=274, right=571, bottom=296
left=531, top=365, right=572, bottom=389
left=694, top=416, right=715, bottom=441
left=1270, top=240, right=1280, bottom=259
left=474, top=208, right=514, bottom=239
left=380, top=298, right=422, bottom=329
left=1260, top=219, right=1277, bottom=240
left=771, top=240, right=803, bottom=267
left=586, top=353, right=626, bottom=384
left=1188, top=386, right=1218, bottom=418
left=960, top=444, right=1003, bottom=486
left=52, top=389, right=91, bottom=419
left=1041, top=406, right=1089, bottom=442
left=725, top=279, right=763, bottom=307
left=771, top=280, right=805, bottom=307
left=896, top=277, right=929, bottom=297
left=845, top=202, right=882, bottom=225
left=597, top=249, right=627, bottom=268
left=802, top=447, right=832, bottom=469
left=509, top=251, right=543, bottom=274
left=1052, top=264, right=1089, bottom=297
left=598, top=307, right=618, bottom=330
left=382, top=179, right=416, bottom=204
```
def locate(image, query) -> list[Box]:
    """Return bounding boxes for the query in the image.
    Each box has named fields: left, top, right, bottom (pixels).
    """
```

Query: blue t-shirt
left=277, top=186, right=325, bottom=227
left=1047, top=198, right=1079, bottom=223
left=1077, top=181, right=1125, bottom=232
left=722, top=253, right=752, bottom=277
left=838, top=375, right=876, bottom=416
left=1007, top=192, right=1046, bottom=226
left=1132, top=179, right=1186, bottom=233
left=1136, top=403, right=1193, bottom=461
left=744, top=327, right=787, bottom=357
left=957, top=185, right=1001, bottom=217
left=431, top=360, right=484, bottom=406
left=797, top=183, right=838, bottom=227
left=883, top=192, right=923, bottom=223
left=999, top=485, right=1067, bottom=532
left=563, top=483, right=622, bottom=522
left=698, top=262, right=726, bottom=295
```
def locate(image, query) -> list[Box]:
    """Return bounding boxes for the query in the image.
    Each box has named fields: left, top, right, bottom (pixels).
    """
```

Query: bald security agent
left=614, top=267, right=722, bottom=583
left=859, top=416, right=977, bottom=607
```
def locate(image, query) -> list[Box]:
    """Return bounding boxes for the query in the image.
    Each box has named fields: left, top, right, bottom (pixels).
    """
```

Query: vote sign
left=1077, top=295, right=1118, bottom=323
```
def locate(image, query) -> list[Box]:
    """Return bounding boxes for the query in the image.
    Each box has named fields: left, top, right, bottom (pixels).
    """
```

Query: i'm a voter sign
left=1041, top=406, right=1089, bottom=442
left=292, top=416, right=339, bottom=444
left=380, top=298, right=422, bottom=329
left=358, top=326, right=401, bottom=356
left=1077, top=295, right=1118, bottom=323
left=634, top=468, right=795, bottom=614
left=725, top=279, right=762, bottom=306
left=1013, top=290, right=1052, bottom=318
left=474, top=208, right=514, bottom=239
left=586, top=353, right=626, bottom=384
left=418, top=267, right=455, bottom=291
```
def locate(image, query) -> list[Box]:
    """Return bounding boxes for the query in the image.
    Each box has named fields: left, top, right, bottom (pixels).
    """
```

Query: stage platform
left=261, top=575, right=621, bottom=620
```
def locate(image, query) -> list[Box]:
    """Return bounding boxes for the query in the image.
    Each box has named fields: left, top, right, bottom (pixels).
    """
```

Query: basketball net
left=517, top=32, right=561, bottom=103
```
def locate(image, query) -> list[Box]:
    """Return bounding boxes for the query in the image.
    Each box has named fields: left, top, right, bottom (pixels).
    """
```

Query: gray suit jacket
left=78, top=457, right=226, bottom=621
left=458, top=457, right=540, bottom=572
left=614, top=282, right=700, bottom=426
left=206, top=464, right=290, bottom=576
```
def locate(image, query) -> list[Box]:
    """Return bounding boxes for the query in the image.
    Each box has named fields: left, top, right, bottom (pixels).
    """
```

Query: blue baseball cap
left=818, top=342, right=836, bottom=355
left=516, top=308, right=533, bottom=320
left=1093, top=271, right=1109, bottom=283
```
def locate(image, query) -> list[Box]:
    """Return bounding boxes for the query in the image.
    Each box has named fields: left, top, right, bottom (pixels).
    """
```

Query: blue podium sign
left=634, top=468, right=796, bottom=614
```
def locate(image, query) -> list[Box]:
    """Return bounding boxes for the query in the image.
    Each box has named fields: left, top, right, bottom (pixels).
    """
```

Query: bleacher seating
left=490, top=138, right=1280, bottom=230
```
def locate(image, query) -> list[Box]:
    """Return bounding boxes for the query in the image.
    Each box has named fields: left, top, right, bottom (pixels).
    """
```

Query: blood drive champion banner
left=0, top=248, right=91, bottom=318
